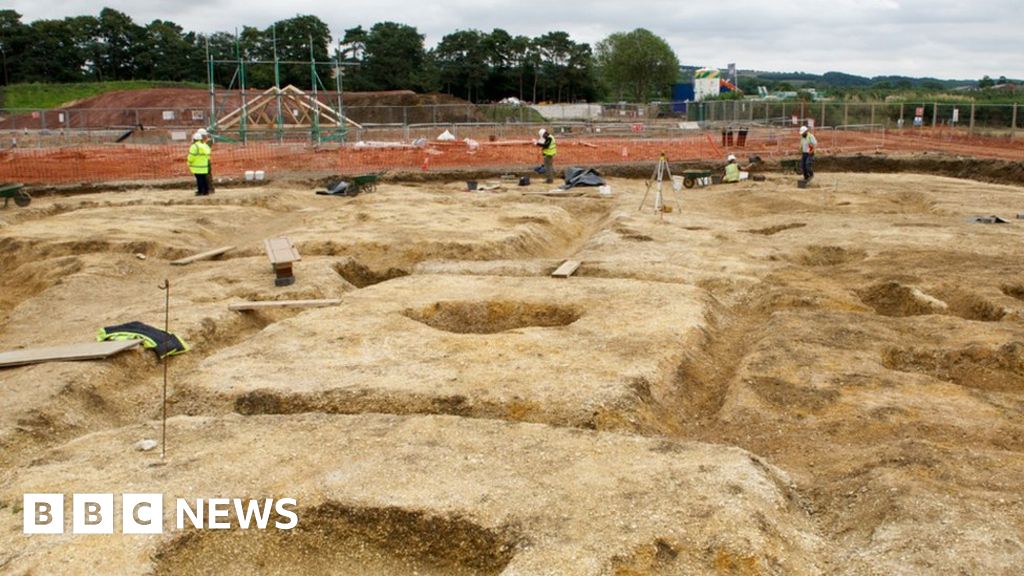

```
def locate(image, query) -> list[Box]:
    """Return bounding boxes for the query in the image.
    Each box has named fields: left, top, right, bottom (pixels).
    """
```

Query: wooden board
left=264, top=237, right=301, bottom=265
left=0, top=340, right=141, bottom=368
left=552, top=260, right=581, bottom=278
left=170, top=245, right=235, bottom=266
left=229, top=299, right=342, bottom=311
left=522, top=190, right=586, bottom=197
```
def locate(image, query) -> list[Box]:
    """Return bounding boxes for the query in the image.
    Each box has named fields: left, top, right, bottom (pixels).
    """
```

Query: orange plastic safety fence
left=0, top=130, right=1020, bottom=185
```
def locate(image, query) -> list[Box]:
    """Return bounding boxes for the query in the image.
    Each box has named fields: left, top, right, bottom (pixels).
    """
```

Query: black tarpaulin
left=561, top=167, right=605, bottom=189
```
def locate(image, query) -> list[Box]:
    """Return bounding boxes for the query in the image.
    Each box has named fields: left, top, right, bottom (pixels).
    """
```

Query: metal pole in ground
left=273, top=25, right=283, bottom=143
left=206, top=37, right=215, bottom=133
left=159, top=279, right=170, bottom=460
left=1012, top=104, right=1018, bottom=140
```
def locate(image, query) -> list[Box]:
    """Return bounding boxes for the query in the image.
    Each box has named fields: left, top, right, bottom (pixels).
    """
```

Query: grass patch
left=2, top=81, right=206, bottom=110
left=478, top=104, right=546, bottom=123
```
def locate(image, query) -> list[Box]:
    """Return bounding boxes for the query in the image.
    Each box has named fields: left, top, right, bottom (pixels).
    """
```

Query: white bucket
left=254, top=170, right=265, bottom=181
left=244, top=170, right=255, bottom=181
left=697, top=177, right=711, bottom=187
left=671, top=175, right=684, bottom=192
left=598, top=185, right=612, bottom=196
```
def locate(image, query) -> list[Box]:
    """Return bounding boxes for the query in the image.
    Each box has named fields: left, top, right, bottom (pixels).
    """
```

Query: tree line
left=0, top=9, right=681, bottom=104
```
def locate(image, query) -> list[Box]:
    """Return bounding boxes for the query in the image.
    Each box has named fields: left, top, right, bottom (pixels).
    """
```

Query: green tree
left=534, top=31, right=572, bottom=102
left=978, top=75, right=994, bottom=89
left=0, top=10, right=30, bottom=84
left=135, top=20, right=197, bottom=81
left=95, top=8, right=144, bottom=80
left=481, top=28, right=514, bottom=101
left=357, top=22, right=427, bottom=91
left=563, top=41, right=597, bottom=102
left=595, top=28, right=679, bottom=102
left=20, top=18, right=92, bottom=83
left=269, top=15, right=332, bottom=89
left=335, top=26, right=367, bottom=91
left=434, top=29, right=487, bottom=101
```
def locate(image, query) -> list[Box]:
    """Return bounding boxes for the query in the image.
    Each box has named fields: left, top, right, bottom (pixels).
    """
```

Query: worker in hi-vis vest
left=536, top=128, right=557, bottom=184
left=723, top=154, right=741, bottom=183
left=187, top=131, right=212, bottom=196
left=799, top=125, right=817, bottom=181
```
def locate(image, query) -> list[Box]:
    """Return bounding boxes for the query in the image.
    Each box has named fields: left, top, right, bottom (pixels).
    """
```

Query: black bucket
left=518, top=176, right=530, bottom=186
left=467, top=180, right=478, bottom=191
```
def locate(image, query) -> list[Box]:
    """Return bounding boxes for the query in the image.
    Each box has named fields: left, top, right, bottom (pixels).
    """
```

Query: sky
left=8, top=0, right=1022, bottom=80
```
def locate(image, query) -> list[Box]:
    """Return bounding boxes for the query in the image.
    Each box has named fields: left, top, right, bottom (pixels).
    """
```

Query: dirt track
left=0, top=167, right=1022, bottom=574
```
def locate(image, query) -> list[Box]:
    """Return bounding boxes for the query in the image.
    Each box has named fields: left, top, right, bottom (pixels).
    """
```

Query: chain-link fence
left=693, top=100, right=1023, bottom=135
left=2, top=99, right=1020, bottom=149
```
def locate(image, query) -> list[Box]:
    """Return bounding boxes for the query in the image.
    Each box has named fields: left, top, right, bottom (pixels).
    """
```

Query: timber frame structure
left=204, top=30, right=359, bottom=143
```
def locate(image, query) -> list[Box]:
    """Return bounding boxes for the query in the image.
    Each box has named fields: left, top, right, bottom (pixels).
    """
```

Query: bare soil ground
left=0, top=168, right=1022, bottom=574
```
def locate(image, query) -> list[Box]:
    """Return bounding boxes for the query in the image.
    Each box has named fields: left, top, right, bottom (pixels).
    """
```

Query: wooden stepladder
left=264, top=237, right=301, bottom=287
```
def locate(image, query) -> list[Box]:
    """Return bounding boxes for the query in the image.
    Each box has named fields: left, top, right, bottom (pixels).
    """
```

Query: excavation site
left=1, top=159, right=1023, bottom=575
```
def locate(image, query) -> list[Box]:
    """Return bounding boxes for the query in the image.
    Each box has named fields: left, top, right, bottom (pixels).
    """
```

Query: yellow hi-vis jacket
left=724, top=162, right=740, bottom=182
left=540, top=134, right=557, bottom=157
left=801, top=133, right=817, bottom=154
left=187, top=141, right=211, bottom=175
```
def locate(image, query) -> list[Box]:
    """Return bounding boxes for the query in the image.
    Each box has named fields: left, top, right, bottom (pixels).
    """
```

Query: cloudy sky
left=9, top=0, right=1021, bottom=80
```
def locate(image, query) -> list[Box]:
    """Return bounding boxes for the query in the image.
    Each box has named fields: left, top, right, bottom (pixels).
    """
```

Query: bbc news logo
left=23, top=494, right=298, bottom=534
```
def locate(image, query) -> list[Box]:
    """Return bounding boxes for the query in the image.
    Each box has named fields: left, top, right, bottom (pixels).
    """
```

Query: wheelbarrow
left=1, top=183, right=30, bottom=208
left=780, top=159, right=802, bottom=174
left=316, top=172, right=386, bottom=198
left=349, top=171, right=386, bottom=195
left=679, top=170, right=712, bottom=189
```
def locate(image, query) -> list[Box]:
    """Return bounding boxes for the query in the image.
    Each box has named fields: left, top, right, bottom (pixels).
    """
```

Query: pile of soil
left=0, top=88, right=481, bottom=130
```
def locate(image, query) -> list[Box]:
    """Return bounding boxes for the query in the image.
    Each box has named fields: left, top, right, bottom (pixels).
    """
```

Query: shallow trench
left=153, top=503, right=519, bottom=576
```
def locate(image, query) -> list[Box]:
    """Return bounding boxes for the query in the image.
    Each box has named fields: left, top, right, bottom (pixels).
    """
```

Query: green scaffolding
left=204, top=31, right=357, bottom=144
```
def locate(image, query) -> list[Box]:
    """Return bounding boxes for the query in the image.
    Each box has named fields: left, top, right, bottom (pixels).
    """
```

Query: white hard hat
left=727, top=154, right=736, bottom=162
left=192, top=132, right=203, bottom=141
left=196, top=128, right=209, bottom=137
left=538, top=128, right=546, bottom=137
left=800, top=126, right=808, bottom=134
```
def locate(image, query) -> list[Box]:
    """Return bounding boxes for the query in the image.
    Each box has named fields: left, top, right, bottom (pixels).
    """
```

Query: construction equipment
left=638, top=153, right=681, bottom=215
left=1, top=183, right=30, bottom=208
left=780, top=159, right=802, bottom=174
left=317, top=172, right=385, bottom=197
left=680, top=170, right=712, bottom=189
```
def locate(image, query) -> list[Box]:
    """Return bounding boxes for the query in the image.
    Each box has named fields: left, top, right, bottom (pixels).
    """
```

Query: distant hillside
left=1, top=81, right=208, bottom=110
left=743, top=71, right=976, bottom=89
left=678, top=65, right=989, bottom=91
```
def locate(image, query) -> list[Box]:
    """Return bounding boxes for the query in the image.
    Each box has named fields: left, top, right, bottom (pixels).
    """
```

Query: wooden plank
left=171, top=245, right=235, bottom=266
left=521, top=190, right=586, bottom=197
left=552, top=260, right=581, bottom=278
left=263, top=237, right=301, bottom=265
left=229, top=299, right=342, bottom=311
left=0, top=340, right=141, bottom=368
